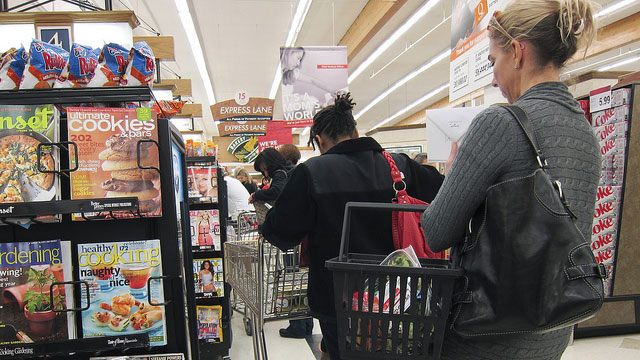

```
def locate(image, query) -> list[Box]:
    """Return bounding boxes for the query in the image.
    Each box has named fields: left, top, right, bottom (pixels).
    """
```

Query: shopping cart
left=225, top=211, right=309, bottom=360
left=326, top=202, right=463, bottom=360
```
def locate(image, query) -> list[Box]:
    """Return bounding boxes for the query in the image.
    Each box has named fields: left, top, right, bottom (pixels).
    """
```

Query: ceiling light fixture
left=268, top=0, right=314, bottom=99
left=597, top=55, right=640, bottom=71
left=354, top=49, right=450, bottom=121
left=174, top=0, right=216, bottom=105
left=348, top=0, right=443, bottom=84
left=596, top=0, right=639, bottom=18
left=369, top=83, right=449, bottom=132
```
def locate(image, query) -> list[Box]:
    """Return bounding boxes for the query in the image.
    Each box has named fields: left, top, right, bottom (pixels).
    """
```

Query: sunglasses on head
left=487, top=11, right=516, bottom=43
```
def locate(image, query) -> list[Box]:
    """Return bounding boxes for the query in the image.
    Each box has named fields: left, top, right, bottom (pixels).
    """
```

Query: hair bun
left=334, top=92, right=356, bottom=114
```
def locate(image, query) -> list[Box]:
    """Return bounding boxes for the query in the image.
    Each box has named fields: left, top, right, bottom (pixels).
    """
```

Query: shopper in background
left=249, top=148, right=294, bottom=204
left=421, top=1, right=599, bottom=359
left=413, top=152, right=429, bottom=165
left=223, top=168, right=254, bottom=220
left=235, top=167, right=257, bottom=194
left=279, top=143, right=302, bottom=166
left=261, top=93, right=444, bottom=360
left=259, top=176, right=270, bottom=190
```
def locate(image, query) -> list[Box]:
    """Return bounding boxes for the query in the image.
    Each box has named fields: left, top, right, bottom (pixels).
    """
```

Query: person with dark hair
left=421, top=1, right=599, bottom=358
left=413, top=152, right=429, bottom=165
left=278, top=143, right=302, bottom=165
left=198, top=260, right=215, bottom=293
left=249, top=148, right=293, bottom=204
left=262, top=92, right=444, bottom=360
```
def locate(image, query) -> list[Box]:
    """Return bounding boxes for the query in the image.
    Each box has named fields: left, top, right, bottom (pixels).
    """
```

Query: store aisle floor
left=229, top=313, right=640, bottom=359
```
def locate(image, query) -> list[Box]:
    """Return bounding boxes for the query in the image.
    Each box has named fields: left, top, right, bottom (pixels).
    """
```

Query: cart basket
left=325, top=202, right=462, bottom=360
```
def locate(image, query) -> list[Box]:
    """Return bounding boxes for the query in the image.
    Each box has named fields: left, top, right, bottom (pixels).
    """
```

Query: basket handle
left=338, top=202, right=428, bottom=262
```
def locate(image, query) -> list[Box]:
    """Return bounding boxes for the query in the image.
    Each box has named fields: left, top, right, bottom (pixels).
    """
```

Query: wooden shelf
left=0, top=10, right=139, bottom=28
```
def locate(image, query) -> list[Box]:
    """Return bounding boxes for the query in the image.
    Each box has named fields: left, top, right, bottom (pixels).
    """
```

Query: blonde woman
left=421, top=1, right=599, bottom=358
left=235, top=167, right=257, bottom=194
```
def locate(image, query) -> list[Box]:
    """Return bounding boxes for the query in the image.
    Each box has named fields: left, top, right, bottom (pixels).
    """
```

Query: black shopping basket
left=326, top=202, right=462, bottom=360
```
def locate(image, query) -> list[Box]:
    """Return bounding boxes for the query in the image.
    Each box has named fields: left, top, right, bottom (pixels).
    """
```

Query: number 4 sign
left=590, top=85, right=612, bottom=113
left=36, top=25, right=73, bottom=53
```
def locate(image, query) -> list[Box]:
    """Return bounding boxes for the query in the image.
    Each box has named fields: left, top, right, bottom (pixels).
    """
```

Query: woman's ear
left=511, top=39, right=525, bottom=69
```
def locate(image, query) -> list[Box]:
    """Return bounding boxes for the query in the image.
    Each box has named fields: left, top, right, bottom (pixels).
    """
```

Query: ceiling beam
left=339, top=0, right=407, bottom=62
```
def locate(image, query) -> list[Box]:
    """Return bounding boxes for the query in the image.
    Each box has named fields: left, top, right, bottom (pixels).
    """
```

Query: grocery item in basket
left=20, top=40, right=69, bottom=89
left=87, top=43, right=129, bottom=87
left=55, top=43, right=100, bottom=88
left=0, top=47, right=27, bottom=90
left=120, top=41, right=155, bottom=87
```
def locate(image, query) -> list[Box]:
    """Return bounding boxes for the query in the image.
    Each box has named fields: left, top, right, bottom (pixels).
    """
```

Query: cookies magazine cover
left=77, top=240, right=166, bottom=346
left=67, top=107, right=162, bottom=220
left=0, top=105, right=60, bottom=218
left=0, top=239, right=75, bottom=344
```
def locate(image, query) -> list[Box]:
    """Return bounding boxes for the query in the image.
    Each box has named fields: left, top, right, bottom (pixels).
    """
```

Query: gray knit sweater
left=422, top=82, right=601, bottom=359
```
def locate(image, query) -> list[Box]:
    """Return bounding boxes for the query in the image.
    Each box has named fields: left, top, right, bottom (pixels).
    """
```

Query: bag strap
left=382, top=151, right=408, bottom=199
left=499, top=105, right=577, bottom=219
left=499, top=105, right=548, bottom=169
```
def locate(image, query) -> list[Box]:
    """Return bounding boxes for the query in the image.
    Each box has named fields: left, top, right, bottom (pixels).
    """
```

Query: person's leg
left=304, top=317, right=313, bottom=335
left=279, top=319, right=307, bottom=338
left=318, top=319, right=341, bottom=360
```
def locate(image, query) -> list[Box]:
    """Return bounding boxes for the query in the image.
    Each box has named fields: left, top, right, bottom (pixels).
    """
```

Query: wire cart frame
left=225, top=211, right=310, bottom=360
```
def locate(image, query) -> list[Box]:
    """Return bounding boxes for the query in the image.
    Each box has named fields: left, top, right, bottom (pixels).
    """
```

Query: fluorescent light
left=369, top=83, right=449, bottom=131
left=174, top=0, right=216, bottom=104
left=348, top=0, right=443, bottom=84
left=597, top=55, right=640, bottom=71
left=354, top=49, right=450, bottom=120
left=268, top=0, right=313, bottom=99
left=596, top=0, right=639, bottom=18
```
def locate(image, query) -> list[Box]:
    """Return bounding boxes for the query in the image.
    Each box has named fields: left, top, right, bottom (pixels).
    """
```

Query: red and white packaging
left=590, top=232, right=617, bottom=252
left=600, top=136, right=626, bottom=157
left=20, top=40, right=69, bottom=89
left=593, top=200, right=619, bottom=221
left=599, top=170, right=612, bottom=186
left=578, top=99, right=591, bottom=124
left=592, top=106, right=630, bottom=126
left=612, top=153, right=626, bottom=169
left=595, top=185, right=621, bottom=204
left=604, top=274, right=614, bottom=297
left=601, top=154, right=612, bottom=171
left=592, top=216, right=617, bottom=237
left=595, top=121, right=628, bottom=142
left=593, top=247, right=615, bottom=266
left=612, top=88, right=631, bottom=107
left=612, top=168, right=625, bottom=186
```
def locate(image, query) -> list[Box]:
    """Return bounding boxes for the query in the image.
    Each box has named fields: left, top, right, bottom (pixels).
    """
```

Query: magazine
left=77, top=240, right=166, bottom=346
left=186, top=165, right=217, bottom=202
left=0, top=104, right=60, bottom=222
left=67, top=107, right=162, bottom=220
left=0, top=239, right=74, bottom=344
left=196, top=305, right=222, bottom=343
left=189, top=210, right=221, bottom=251
left=192, top=258, right=224, bottom=298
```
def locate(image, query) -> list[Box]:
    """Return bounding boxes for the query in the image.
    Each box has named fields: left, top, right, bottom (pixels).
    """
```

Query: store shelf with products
left=574, top=82, right=640, bottom=338
left=0, top=87, right=195, bottom=359
left=185, top=157, right=231, bottom=360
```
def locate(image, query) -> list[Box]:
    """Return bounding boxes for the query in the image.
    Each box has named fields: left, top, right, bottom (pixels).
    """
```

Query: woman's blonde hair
left=235, top=167, right=252, bottom=183
left=489, top=0, right=597, bottom=67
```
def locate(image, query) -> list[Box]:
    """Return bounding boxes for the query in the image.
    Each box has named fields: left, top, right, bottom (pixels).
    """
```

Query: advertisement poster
left=280, top=46, right=348, bottom=121
left=257, top=121, right=293, bottom=152
left=67, top=107, right=162, bottom=219
left=449, top=0, right=510, bottom=101
left=77, top=240, right=166, bottom=347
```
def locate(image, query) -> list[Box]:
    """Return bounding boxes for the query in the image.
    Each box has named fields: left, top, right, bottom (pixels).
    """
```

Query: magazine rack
left=0, top=87, right=195, bottom=359
left=185, top=157, right=233, bottom=360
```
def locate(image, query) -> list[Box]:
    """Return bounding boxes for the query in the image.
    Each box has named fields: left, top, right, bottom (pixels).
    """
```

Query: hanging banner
left=217, top=121, right=268, bottom=137
left=278, top=119, right=314, bottom=128
left=449, top=0, right=510, bottom=101
left=210, top=96, right=274, bottom=122
left=257, top=121, right=293, bottom=151
left=280, top=46, right=348, bottom=122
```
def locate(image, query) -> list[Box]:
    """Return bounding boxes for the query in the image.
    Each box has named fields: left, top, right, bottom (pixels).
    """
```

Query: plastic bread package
left=55, top=43, right=101, bottom=88
left=0, top=46, right=28, bottom=90
left=87, top=43, right=129, bottom=87
left=120, top=41, right=155, bottom=87
left=20, top=40, right=69, bottom=89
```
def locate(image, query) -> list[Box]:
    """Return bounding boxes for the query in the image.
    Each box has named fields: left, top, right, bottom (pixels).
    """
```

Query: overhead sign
left=217, top=121, right=268, bottom=137
left=280, top=46, right=348, bottom=121
left=449, top=0, right=510, bottom=101
left=210, top=97, right=274, bottom=122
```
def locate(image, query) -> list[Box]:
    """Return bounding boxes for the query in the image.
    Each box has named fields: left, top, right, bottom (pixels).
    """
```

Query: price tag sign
left=590, top=86, right=612, bottom=113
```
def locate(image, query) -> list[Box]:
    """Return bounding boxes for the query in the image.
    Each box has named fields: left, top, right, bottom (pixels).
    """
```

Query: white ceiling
left=6, top=0, right=640, bottom=139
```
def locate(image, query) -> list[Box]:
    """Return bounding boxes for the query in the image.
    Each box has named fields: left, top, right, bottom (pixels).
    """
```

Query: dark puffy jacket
left=253, top=162, right=295, bottom=201
left=262, top=137, right=444, bottom=318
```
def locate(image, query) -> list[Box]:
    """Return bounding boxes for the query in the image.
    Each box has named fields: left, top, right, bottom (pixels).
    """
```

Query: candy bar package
left=120, top=41, right=155, bottom=87
left=87, top=43, right=129, bottom=87
left=20, top=40, right=69, bottom=89
left=55, top=43, right=101, bottom=88
left=0, top=46, right=27, bottom=89
left=611, top=88, right=631, bottom=107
